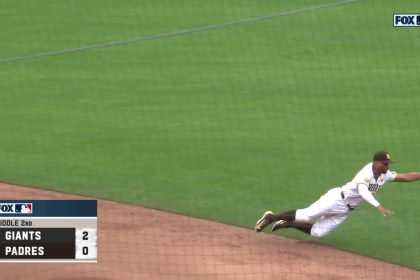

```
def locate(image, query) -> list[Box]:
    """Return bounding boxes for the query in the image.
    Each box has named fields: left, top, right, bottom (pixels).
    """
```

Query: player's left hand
left=376, top=205, right=393, bottom=216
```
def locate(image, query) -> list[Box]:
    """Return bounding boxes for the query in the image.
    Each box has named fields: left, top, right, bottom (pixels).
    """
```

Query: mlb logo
left=15, top=203, right=33, bottom=213
left=393, top=14, right=420, bottom=27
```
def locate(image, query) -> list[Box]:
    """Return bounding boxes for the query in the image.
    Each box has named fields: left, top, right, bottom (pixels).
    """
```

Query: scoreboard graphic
left=0, top=200, right=97, bottom=263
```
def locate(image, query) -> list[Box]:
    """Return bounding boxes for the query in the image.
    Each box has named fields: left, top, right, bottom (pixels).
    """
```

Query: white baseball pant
left=295, top=187, right=352, bottom=237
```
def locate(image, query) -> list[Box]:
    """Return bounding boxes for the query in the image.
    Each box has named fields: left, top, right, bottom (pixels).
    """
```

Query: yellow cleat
left=271, top=220, right=288, bottom=232
left=255, top=211, right=274, bottom=232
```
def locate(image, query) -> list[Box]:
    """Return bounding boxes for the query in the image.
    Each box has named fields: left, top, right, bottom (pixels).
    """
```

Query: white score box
left=76, top=228, right=97, bottom=260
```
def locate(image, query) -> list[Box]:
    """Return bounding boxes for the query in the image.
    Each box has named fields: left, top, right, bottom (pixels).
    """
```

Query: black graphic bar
left=0, top=243, right=75, bottom=259
left=0, top=228, right=75, bottom=244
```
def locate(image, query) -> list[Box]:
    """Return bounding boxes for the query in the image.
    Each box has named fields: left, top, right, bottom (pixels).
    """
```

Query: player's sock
left=271, top=210, right=296, bottom=222
left=287, top=221, right=312, bottom=235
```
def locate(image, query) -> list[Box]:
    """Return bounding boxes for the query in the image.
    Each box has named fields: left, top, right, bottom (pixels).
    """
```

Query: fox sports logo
left=394, top=14, right=420, bottom=27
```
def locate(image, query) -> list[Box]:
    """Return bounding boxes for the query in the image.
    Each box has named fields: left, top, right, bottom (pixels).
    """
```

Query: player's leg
left=294, top=187, right=346, bottom=223
left=256, top=205, right=322, bottom=233
left=272, top=220, right=313, bottom=235
left=255, top=210, right=297, bottom=232
left=310, top=213, right=348, bottom=237
left=272, top=213, right=348, bottom=237
left=271, top=188, right=347, bottom=235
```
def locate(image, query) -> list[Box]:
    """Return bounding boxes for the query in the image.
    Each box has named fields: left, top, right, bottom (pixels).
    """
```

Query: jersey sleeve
left=358, top=184, right=381, bottom=207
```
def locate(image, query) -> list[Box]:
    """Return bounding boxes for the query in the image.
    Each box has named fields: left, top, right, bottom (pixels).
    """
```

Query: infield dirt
left=0, top=182, right=418, bottom=280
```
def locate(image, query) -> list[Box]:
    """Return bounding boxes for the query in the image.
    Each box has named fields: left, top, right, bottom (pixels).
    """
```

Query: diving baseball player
left=255, top=151, right=420, bottom=237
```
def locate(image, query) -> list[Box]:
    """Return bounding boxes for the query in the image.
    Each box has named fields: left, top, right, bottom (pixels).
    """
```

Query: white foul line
left=0, top=0, right=359, bottom=64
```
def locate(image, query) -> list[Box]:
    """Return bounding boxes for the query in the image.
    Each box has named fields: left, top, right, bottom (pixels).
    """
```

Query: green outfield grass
left=1, top=0, right=419, bottom=269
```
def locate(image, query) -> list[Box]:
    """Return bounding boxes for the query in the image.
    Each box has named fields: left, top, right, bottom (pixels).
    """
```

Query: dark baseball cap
left=373, top=151, right=393, bottom=163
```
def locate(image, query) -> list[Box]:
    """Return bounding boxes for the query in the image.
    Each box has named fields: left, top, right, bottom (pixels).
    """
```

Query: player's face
left=379, top=162, right=389, bottom=174
left=373, top=161, right=389, bottom=175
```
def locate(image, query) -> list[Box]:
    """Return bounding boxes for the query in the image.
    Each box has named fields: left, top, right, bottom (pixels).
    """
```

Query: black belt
left=341, top=191, right=355, bottom=211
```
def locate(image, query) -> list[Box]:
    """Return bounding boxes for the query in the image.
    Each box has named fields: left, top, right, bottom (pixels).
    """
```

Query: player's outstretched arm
left=376, top=205, right=393, bottom=217
left=394, top=172, right=420, bottom=182
left=358, top=184, right=393, bottom=216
